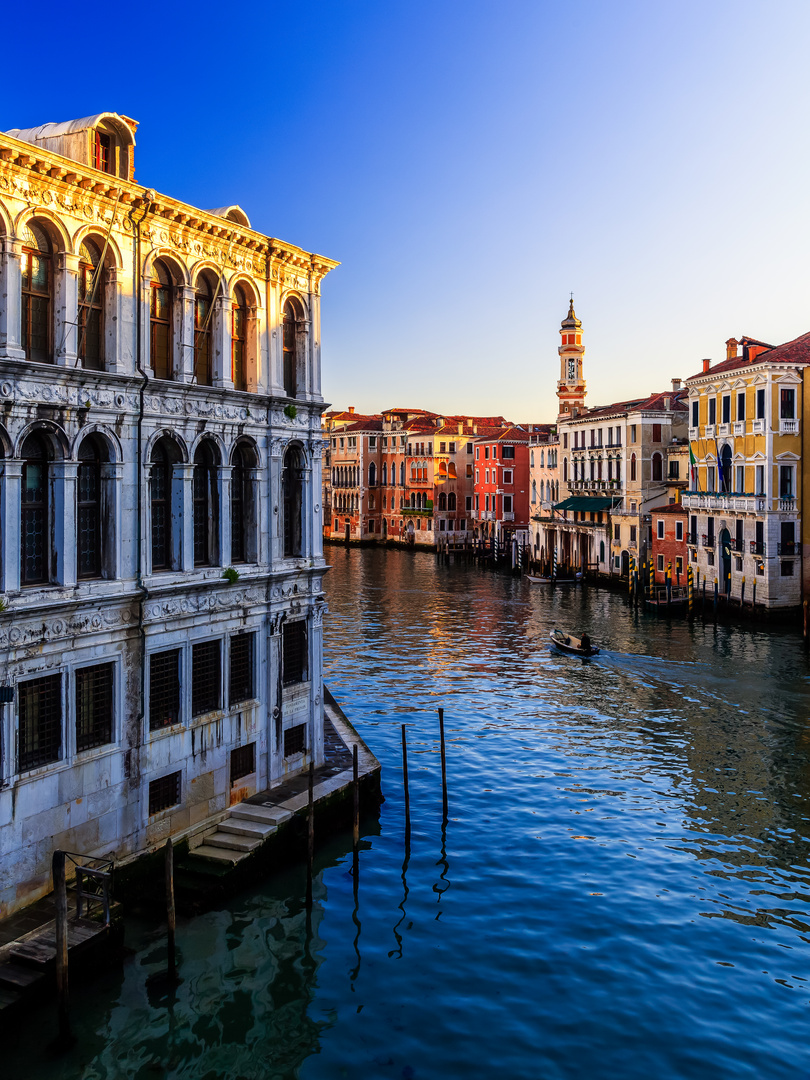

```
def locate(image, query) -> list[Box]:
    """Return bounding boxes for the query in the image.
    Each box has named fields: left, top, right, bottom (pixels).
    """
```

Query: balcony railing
left=717, top=423, right=730, bottom=437
left=752, top=418, right=766, bottom=434
left=728, top=537, right=742, bottom=552
left=750, top=540, right=766, bottom=556
left=779, top=497, right=796, bottom=511
left=778, top=542, right=799, bottom=555
left=688, top=534, right=698, bottom=547
left=705, top=424, right=716, bottom=438
left=733, top=421, right=745, bottom=436
left=681, top=492, right=768, bottom=513
left=502, top=511, right=515, bottom=521
left=688, top=426, right=699, bottom=440
left=780, top=418, right=799, bottom=435
left=701, top=534, right=715, bottom=548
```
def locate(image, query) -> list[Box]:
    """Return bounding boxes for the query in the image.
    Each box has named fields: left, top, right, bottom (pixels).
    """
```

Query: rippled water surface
left=9, top=547, right=810, bottom=1079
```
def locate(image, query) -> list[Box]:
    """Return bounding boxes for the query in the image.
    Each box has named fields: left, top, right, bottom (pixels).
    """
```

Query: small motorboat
left=549, top=629, right=599, bottom=657
left=527, top=575, right=552, bottom=584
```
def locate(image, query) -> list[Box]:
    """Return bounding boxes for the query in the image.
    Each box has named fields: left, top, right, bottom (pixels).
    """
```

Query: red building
left=650, top=503, right=688, bottom=585
left=472, top=427, right=532, bottom=541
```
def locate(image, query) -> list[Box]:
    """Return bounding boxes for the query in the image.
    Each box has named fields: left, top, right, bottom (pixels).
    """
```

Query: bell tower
left=556, top=297, right=587, bottom=422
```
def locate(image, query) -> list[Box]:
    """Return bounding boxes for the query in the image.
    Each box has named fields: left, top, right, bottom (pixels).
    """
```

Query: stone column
left=177, top=285, right=195, bottom=383
left=309, top=441, right=324, bottom=560
left=1, top=461, right=22, bottom=593
left=248, top=466, right=262, bottom=565
left=174, top=463, right=195, bottom=571
left=219, top=464, right=232, bottom=567
left=269, top=437, right=285, bottom=565
left=52, top=461, right=79, bottom=586
left=54, top=252, right=80, bottom=367
left=309, top=288, right=323, bottom=399
left=214, top=295, right=234, bottom=390
left=104, top=267, right=127, bottom=374
left=0, top=237, right=25, bottom=359
left=141, top=273, right=154, bottom=375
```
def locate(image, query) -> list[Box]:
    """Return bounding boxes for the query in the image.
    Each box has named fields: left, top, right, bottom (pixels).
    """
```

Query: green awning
left=552, top=496, right=619, bottom=512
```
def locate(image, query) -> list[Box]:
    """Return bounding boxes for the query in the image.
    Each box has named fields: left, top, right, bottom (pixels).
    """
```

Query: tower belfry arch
left=556, top=298, right=587, bottom=422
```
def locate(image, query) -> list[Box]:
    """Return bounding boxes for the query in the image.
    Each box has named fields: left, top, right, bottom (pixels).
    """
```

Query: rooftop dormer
left=5, top=112, right=138, bottom=180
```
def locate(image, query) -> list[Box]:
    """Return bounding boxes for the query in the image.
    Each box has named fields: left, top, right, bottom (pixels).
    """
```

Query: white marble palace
left=0, top=112, right=338, bottom=915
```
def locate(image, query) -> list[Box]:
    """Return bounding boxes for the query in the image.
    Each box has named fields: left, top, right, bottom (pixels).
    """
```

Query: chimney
left=664, top=396, right=671, bottom=410
left=725, top=338, right=739, bottom=361
left=672, top=378, right=681, bottom=391
left=458, top=422, right=463, bottom=434
left=348, top=405, right=355, bottom=414
left=702, top=358, right=711, bottom=373
left=473, top=424, right=478, bottom=435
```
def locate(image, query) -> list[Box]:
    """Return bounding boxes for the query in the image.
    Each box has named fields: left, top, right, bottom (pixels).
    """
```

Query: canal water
left=8, top=546, right=810, bottom=1079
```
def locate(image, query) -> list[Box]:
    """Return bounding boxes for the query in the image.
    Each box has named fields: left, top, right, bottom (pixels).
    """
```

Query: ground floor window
left=656, top=555, right=664, bottom=571
left=76, top=662, right=114, bottom=752
left=150, top=649, right=180, bottom=730
left=230, top=742, right=256, bottom=783
left=283, top=621, right=308, bottom=686
left=284, top=723, right=306, bottom=757
left=675, top=557, right=683, bottom=575
left=149, top=771, right=181, bottom=814
left=18, top=673, right=62, bottom=772
left=229, top=632, right=254, bottom=706
left=192, top=640, right=221, bottom=717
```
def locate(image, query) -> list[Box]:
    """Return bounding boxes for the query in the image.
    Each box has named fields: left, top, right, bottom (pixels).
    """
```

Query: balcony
left=687, top=534, right=698, bottom=548
left=750, top=540, right=766, bottom=556
left=701, top=534, right=715, bottom=549
left=717, top=423, right=730, bottom=437
left=778, top=542, right=799, bottom=556
left=705, top=424, right=716, bottom=438
left=733, top=421, right=745, bottom=436
left=778, top=497, right=796, bottom=511
left=752, top=419, right=766, bottom=434
left=728, top=538, right=742, bottom=552
left=681, top=492, right=768, bottom=513
left=502, top=512, right=515, bottom=522
left=688, top=426, right=699, bottom=440
left=780, top=418, right=800, bottom=435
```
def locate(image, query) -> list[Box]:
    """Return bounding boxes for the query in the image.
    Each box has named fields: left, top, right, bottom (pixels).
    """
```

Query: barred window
left=18, top=673, right=61, bottom=771
left=284, top=723, right=306, bottom=757
left=76, top=662, right=113, bottom=752
left=149, top=649, right=180, bottom=730
left=193, top=441, right=219, bottom=567
left=150, top=441, right=173, bottom=571
left=229, top=632, right=254, bottom=706
left=21, top=433, right=50, bottom=586
left=282, top=621, right=308, bottom=686
left=230, top=742, right=256, bottom=783
left=192, top=640, right=221, bottom=716
left=149, top=771, right=181, bottom=814
left=77, top=437, right=103, bottom=579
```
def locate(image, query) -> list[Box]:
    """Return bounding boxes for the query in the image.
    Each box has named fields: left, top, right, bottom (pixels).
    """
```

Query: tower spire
left=556, top=298, right=586, bottom=421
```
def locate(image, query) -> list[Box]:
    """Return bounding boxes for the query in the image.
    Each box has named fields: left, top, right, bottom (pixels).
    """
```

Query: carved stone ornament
left=11, top=381, right=138, bottom=411
left=144, top=588, right=263, bottom=622
left=1, top=606, right=133, bottom=648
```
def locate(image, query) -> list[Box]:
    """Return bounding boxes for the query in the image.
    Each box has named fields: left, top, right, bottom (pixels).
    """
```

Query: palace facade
left=0, top=112, right=338, bottom=915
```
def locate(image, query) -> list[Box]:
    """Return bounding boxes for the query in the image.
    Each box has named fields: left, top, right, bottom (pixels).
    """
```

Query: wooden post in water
left=306, top=760, right=315, bottom=909
left=740, top=574, right=745, bottom=610
left=438, top=707, right=448, bottom=820
left=352, top=743, right=360, bottom=849
left=401, top=724, right=410, bottom=839
left=52, top=850, right=71, bottom=1046
left=165, top=838, right=177, bottom=984
left=804, top=600, right=808, bottom=642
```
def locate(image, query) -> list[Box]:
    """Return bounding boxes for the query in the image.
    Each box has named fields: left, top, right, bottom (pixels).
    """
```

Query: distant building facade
left=0, top=113, right=337, bottom=915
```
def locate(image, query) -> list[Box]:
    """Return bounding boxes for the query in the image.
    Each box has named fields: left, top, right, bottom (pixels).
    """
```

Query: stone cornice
left=0, top=130, right=339, bottom=285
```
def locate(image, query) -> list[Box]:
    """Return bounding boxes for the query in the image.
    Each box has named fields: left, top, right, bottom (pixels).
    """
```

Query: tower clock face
left=567, top=358, right=577, bottom=382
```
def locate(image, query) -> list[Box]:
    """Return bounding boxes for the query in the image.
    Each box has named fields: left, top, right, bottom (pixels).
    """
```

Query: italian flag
left=689, top=445, right=698, bottom=490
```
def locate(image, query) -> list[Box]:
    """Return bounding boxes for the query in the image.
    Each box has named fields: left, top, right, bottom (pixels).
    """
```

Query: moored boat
left=549, top=629, right=599, bottom=656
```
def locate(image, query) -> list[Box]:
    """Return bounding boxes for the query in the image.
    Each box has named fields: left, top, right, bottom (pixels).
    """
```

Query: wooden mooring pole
left=165, top=838, right=177, bottom=984
left=438, top=707, right=448, bottom=820
left=52, top=850, right=72, bottom=1047
left=401, top=724, right=410, bottom=839
left=352, top=743, right=360, bottom=850
left=306, top=761, right=315, bottom=909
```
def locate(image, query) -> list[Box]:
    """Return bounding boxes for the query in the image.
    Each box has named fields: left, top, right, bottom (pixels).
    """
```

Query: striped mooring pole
left=666, top=562, right=672, bottom=606
left=687, top=564, right=694, bottom=613
left=740, top=574, right=745, bottom=608
left=628, top=555, right=634, bottom=594
left=649, top=558, right=655, bottom=597
left=552, top=547, right=557, bottom=582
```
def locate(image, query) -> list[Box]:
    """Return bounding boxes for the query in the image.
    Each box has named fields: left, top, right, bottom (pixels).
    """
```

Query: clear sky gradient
left=5, top=1, right=809, bottom=421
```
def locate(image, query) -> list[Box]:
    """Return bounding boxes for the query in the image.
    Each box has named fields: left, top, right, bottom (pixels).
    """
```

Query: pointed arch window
left=231, top=443, right=257, bottom=564
left=78, top=239, right=104, bottom=370
left=21, top=433, right=50, bottom=584
left=630, top=454, right=637, bottom=482
left=150, top=441, right=175, bottom=571
left=77, top=437, right=103, bottom=578
left=194, top=441, right=219, bottom=566
left=652, top=452, right=663, bottom=482
left=232, top=285, right=248, bottom=391
left=21, top=223, right=52, bottom=363
left=150, top=260, right=173, bottom=380
left=283, top=445, right=304, bottom=557
left=194, top=274, right=214, bottom=386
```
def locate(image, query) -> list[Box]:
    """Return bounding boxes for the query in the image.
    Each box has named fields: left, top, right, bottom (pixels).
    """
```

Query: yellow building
left=683, top=333, right=810, bottom=608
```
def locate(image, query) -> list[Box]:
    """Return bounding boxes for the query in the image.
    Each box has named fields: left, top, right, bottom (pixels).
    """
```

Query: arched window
left=78, top=239, right=104, bottom=370
left=720, top=444, right=732, bottom=493
left=231, top=442, right=257, bottom=564
left=77, top=436, right=105, bottom=579
left=615, top=460, right=621, bottom=483
left=600, top=541, right=605, bottom=563
left=21, top=223, right=52, bottom=362
left=563, top=458, right=568, bottom=482
left=630, top=454, right=637, bottom=482
left=369, top=462, right=376, bottom=486
left=150, top=440, right=177, bottom=571
left=448, top=492, right=456, bottom=511
left=193, top=441, right=219, bottom=566
left=400, top=462, right=405, bottom=486
left=150, top=260, right=173, bottom=380
left=194, top=274, right=214, bottom=386
left=382, top=461, right=388, bottom=486
left=232, top=285, right=248, bottom=391
left=283, top=445, right=304, bottom=557
left=283, top=299, right=299, bottom=398
left=21, top=433, right=50, bottom=584
left=438, top=492, right=447, bottom=511
left=652, top=452, right=663, bottom=482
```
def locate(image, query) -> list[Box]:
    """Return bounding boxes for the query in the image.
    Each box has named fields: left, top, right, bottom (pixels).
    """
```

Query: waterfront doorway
left=720, top=528, right=731, bottom=589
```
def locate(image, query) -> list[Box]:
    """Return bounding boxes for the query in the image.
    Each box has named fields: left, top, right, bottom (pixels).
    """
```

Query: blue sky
left=5, top=1, right=810, bottom=420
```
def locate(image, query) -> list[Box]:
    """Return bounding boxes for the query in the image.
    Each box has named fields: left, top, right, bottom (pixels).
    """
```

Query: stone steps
left=218, top=818, right=276, bottom=840
left=204, top=832, right=261, bottom=853
left=191, top=844, right=250, bottom=865
left=231, top=803, right=293, bottom=827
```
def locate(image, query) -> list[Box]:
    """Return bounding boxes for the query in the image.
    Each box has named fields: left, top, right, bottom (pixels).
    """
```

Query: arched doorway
left=719, top=528, right=731, bottom=591
left=721, top=444, right=733, bottom=492
left=621, top=550, right=630, bottom=578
